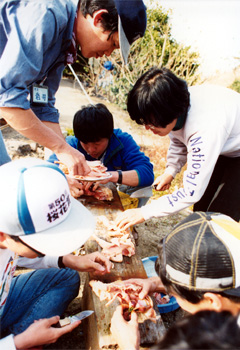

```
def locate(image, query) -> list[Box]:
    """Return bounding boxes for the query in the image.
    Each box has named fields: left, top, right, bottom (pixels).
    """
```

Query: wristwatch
left=117, top=170, right=123, bottom=184
left=58, top=256, right=66, bottom=268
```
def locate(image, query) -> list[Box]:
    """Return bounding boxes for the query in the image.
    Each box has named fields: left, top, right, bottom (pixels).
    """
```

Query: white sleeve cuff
left=18, top=256, right=59, bottom=269
left=0, top=334, right=16, bottom=350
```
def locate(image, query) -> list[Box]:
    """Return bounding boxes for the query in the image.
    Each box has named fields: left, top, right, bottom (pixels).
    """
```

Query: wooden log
left=81, top=184, right=165, bottom=349
left=82, top=275, right=165, bottom=349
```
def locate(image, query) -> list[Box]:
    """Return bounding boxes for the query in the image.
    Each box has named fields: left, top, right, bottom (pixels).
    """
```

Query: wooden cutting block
left=78, top=182, right=124, bottom=212
left=80, top=184, right=165, bottom=349
left=82, top=274, right=165, bottom=350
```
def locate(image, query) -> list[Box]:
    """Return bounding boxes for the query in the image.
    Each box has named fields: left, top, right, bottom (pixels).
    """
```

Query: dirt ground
left=2, top=79, right=190, bottom=349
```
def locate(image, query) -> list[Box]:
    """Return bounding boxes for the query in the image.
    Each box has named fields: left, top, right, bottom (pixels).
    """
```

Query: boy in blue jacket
left=49, top=103, right=154, bottom=207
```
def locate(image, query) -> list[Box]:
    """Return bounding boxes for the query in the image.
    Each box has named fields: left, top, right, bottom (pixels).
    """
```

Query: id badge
left=32, top=84, right=48, bottom=104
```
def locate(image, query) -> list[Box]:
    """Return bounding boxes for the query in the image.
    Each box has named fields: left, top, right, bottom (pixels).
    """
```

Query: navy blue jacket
left=48, top=128, right=154, bottom=187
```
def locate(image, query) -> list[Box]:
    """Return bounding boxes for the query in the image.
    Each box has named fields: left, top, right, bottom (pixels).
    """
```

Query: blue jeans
left=0, top=130, right=11, bottom=165
left=0, top=268, right=80, bottom=336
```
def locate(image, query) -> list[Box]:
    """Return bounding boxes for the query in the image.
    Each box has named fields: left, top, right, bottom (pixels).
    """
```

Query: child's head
left=127, top=67, right=190, bottom=128
left=0, top=158, right=95, bottom=256
left=73, top=103, right=114, bottom=144
left=156, top=212, right=240, bottom=314
left=155, top=310, right=240, bottom=349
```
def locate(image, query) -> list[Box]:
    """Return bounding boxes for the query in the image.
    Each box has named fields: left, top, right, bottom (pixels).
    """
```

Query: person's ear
left=93, top=10, right=108, bottom=28
left=0, top=232, right=6, bottom=242
left=203, top=292, right=223, bottom=311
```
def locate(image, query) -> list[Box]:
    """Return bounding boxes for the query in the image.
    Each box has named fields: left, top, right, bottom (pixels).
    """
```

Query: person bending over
left=49, top=103, right=154, bottom=206
left=115, top=67, right=240, bottom=230
left=0, top=0, right=147, bottom=174
left=0, top=158, right=112, bottom=349
left=111, top=212, right=240, bottom=349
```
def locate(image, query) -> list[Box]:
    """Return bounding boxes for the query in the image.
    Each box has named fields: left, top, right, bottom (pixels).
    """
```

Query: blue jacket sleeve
left=113, top=130, right=154, bottom=187
left=0, top=1, right=75, bottom=123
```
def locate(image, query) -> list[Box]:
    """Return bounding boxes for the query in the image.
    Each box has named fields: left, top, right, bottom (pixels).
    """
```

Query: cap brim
left=119, top=16, right=130, bottom=65
left=222, top=287, right=240, bottom=297
left=20, top=198, right=95, bottom=256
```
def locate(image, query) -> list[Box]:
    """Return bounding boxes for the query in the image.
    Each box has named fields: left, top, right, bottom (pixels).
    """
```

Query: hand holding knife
left=55, top=310, right=94, bottom=327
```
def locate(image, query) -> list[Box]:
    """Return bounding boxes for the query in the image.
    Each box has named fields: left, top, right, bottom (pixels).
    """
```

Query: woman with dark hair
left=115, top=67, right=240, bottom=230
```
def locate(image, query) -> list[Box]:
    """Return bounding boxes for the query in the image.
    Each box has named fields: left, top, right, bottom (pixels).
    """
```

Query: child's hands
left=14, top=315, right=81, bottom=349
left=63, top=252, right=113, bottom=275
left=110, top=306, right=140, bottom=350
left=153, top=173, right=173, bottom=191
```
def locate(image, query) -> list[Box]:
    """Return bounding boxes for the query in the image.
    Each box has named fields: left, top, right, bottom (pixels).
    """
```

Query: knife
left=58, top=310, right=94, bottom=327
left=130, top=186, right=154, bottom=198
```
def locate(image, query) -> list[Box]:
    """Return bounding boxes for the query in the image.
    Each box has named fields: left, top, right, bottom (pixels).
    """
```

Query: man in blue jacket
left=48, top=103, right=154, bottom=207
left=0, top=0, right=147, bottom=174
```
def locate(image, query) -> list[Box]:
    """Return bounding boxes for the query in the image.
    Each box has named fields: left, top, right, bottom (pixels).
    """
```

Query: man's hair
left=155, top=240, right=240, bottom=304
left=79, top=0, right=118, bottom=35
left=73, top=103, right=114, bottom=143
left=154, top=310, right=240, bottom=349
left=127, top=67, right=190, bottom=128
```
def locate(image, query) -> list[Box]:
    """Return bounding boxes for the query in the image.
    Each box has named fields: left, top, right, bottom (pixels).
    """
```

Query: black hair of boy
left=127, top=67, right=190, bottom=128
left=79, top=0, right=118, bottom=35
left=154, top=310, right=240, bottom=349
left=155, top=240, right=240, bottom=305
left=73, top=103, right=114, bottom=143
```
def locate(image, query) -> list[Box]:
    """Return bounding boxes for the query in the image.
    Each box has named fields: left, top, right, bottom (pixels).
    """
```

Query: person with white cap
left=0, top=0, right=147, bottom=177
left=110, top=211, right=240, bottom=349
left=0, top=157, right=112, bottom=349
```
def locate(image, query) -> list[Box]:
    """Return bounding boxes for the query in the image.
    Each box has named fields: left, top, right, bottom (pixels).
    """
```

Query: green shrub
left=64, top=2, right=201, bottom=109
left=229, top=80, right=240, bottom=93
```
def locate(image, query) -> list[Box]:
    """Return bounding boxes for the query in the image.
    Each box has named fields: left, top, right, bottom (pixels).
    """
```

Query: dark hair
left=155, top=239, right=240, bottom=304
left=79, top=0, right=118, bottom=36
left=127, top=67, right=190, bottom=128
left=73, top=103, right=114, bottom=143
left=154, top=310, right=240, bottom=349
left=10, top=235, right=45, bottom=258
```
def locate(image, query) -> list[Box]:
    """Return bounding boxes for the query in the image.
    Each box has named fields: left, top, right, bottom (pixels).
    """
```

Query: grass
left=140, top=143, right=186, bottom=201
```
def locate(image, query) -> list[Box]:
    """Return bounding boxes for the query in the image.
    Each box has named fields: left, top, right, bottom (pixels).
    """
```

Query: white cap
left=0, top=158, right=95, bottom=256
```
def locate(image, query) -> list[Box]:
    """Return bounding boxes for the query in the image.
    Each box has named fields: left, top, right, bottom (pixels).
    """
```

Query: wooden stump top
left=80, top=184, right=165, bottom=349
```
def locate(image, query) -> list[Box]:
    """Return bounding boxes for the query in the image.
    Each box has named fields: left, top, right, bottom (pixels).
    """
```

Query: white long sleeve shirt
left=141, top=84, right=240, bottom=220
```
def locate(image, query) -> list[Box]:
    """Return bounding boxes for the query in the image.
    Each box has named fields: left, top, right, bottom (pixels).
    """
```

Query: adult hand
left=115, top=208, right=145, bottom=231
left=116, top=277, right=166, bottom=299
left=0, top=108, right=90, bottom=176
left=110, top=306, right=140, bottom=350
left=66, top=176, right=84, bottom=198
left=14, top=315, right=81, bottom=349
left=83, top=181, right=99, bottom=192
left=153, top=173, right=173, bottom=191
left=63, top=252, right=113, bottom=275
left=57, top=146, right=91, bottom=176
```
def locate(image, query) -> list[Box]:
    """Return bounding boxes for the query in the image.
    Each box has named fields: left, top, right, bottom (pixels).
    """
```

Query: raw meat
left=92, top=234, right=135, bottom=262
left=152, top=292, right=170, bottom=305
left=54, top=161, right=113, bottom=200
left=96, top=216, right=129, bottom=237
left=84, top=185, right=113, bottom=201
left=90, top=280, right=157, bottom=322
